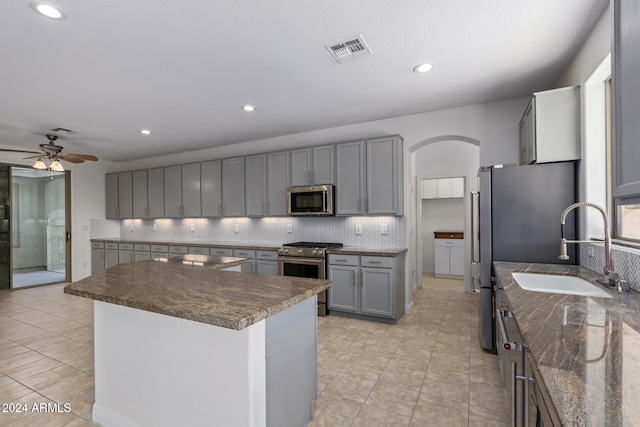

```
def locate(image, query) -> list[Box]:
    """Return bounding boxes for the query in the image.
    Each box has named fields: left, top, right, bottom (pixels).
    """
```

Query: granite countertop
left=64, top=259, right=331, bottom=330
left=161, top=253, right=249, bottom=267
left=493, top=261, right=640, bottom=427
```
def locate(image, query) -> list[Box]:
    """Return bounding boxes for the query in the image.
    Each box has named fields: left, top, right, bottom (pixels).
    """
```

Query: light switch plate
left=153, top=223, right=157, bottom=232
left=355, top=224, right=363, bottom=235
left=287, top=223, right=293, bottom=233
left=234, top=224, right=239, bottom=233
left=130, top=223, right=135, bottom=232
left=381, top=223, right=388, bottom=235
left=189, top=224, right=195, bottom=232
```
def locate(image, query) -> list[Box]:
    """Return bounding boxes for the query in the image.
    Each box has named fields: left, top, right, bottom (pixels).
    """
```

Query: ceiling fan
left=0, top=134, right=98, bottom=171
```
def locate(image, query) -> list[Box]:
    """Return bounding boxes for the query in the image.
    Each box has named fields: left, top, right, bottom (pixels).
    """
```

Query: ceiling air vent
left=325, top=36, right=372, bottom=63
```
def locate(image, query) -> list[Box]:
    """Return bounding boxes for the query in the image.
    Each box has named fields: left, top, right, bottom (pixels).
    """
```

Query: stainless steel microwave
left=287, top=185, right=335, bottom=216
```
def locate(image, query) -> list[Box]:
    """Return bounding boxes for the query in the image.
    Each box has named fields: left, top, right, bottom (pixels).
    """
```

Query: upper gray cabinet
left=222, top=157, right=245, bottom=216
left=336, top=140, right=366, bottom=215
left=132, top=169, right=164, bottom=219
left=267, top=151, right=290, bottom=216
left=201, top=160, right=222, bottom=217
left=291, top=145, right=334, bottom=186
left=105, top=172, right=133, bottom=219
left=245, top=154, right=267, bottom=216
left=519, top=86, right=580, bottom=165
left=164, top=165, right=182, bottom=218
left=367, top=136, right=404, bottom=215
left=181, top=163, right=201, bottom=217
left=132, top=170, right=148, bottom=218
left=613, top=0, right=640, bottom=198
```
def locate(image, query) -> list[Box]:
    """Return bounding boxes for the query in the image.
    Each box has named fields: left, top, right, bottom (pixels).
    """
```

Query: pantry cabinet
left=422, top=178, right=464, bottom=199
left=434, top=233, right=464, bottom=279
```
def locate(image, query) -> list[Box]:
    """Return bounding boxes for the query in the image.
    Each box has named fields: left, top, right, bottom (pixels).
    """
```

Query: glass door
left=10, top=167, right=70, bottom=288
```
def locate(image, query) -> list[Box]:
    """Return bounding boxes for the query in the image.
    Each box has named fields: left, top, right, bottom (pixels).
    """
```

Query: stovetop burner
left=282, top=242, right=343, bottom=249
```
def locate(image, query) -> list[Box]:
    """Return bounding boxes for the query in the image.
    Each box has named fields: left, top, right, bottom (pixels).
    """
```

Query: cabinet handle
left=267, top=202, right=270, bottom=215
left=219, top=204, right=222, bottom=215
left=334, top=258, right=348, bottom=262
left=262, top=254, right=272, bottom=258
left=313, top=170, right=317, bottom=183
left=367, top=261, right=382, bottom=264
left=263, top=202, right=266, bottom=215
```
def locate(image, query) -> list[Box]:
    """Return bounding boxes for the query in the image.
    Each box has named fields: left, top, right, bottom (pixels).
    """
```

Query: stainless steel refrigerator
left=472, top=162, right=577, bottom=352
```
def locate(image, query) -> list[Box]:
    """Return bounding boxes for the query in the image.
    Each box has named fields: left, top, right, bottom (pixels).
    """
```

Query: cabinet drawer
left=256, top=250, right=277, bottom=260
left=169, top=246, right=189, bottom=254
left=151, top=245, right=168, bottom=252
left=210, top=247, right=233, bottom=256
left=233, top=249, right=256, bottom=258
left=435, top=239, right=465, bottom=247
left=91, top=242, right=104, bottom=249
left=189, top=246, right=210, bottom=255
left=134, top=244, right=151, bottom=251
left=119, top=243, right=134, bottom=251
left=361, top=256, right=393, bottom=269
left=328, top=254, right=358, bottom=266
left=105, top=242, right=119, bottom=250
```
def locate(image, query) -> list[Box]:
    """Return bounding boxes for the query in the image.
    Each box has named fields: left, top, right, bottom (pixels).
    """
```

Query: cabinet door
left=118, top=172, right=133, bottom=218
left=520, top=101, right=536, bottom=165
left=422, top=179, right=437, bottom=199
left=436, top=178, right=452, bottom=198
left=291, top=148, right=312, bottom=186
left=201, top=160, right=223, bottom=217
left=313, top=145, right=334, bottom=184
left=256, top=260, right=278, bottom=275
left=132, top=170, right=148, bottom=218
left=449, top=245, right=465, bottom=276
left=147, top=168, right=165, bottom=218
left=434, top=243, right=450, bottom=275
left=164, top=165, right=183, bottom=218
left=222, top=158, right=245, bottom=216
left=105, top=250, right=119, bottom=269
left=328, top=265, right=358, bottom=312
left=135, top=251, right=151, bottom=262
left=335, top=140, right=365, bottom=215
left=367, top=136, right=403, bottom=215
left=267, top=152, right=290, bottom=216
left=451, top=178, right=464, bottom=198
left=119, top=251, right=134, bottom=264
left=245, top=154, right=267, bottom=216
left=361, top=267, right=394, bottom=318
left=182, top=163, right=201, bottom=217
left=105, top=173, right=119, bottom=219
left=91, top=249, right=105, bottom=274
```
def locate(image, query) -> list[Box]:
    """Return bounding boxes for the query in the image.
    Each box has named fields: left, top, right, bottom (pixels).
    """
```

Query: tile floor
left=0, top=275, right=509, bottom=426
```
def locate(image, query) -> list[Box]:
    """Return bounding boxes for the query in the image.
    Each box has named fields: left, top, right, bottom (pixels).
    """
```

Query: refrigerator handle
left=470, top=191, right=480, bottom=293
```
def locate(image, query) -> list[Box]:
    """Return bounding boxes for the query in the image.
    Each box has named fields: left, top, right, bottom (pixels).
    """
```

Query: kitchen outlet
left=287, top=223, right=293, bottom=233
left=130, top=223, right=135, bottom=232
left=234, top=223, right=239, bottom=233
left=381, top=223, right=388, bottom=235
left=189, top=224, right=195, bottom=232
left=588, top=246, right=595, bottom=257
left=153, top=223, right=157, bottom=232
left=266, top=335, right=274, bottom=359
left=355, top=224, right=363, bottom=235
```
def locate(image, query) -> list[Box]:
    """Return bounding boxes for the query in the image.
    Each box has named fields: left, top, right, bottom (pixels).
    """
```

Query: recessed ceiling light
left=30, top=2, right=67, bottom=20
left=413, top=63, right=433, bottom=73
left=140, top=129, right=152, bottom=135
left=241, top=105, right=256, bottom=112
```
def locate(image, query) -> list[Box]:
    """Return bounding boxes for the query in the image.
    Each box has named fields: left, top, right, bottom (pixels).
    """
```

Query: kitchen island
left=64, top=257, right=331, bottom=427
left=494, top=261, right=640, bottom=426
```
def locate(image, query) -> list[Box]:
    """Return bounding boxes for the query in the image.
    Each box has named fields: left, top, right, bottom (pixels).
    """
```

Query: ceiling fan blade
left=59, top=152, right=98, bottom=161
left=58, top=157, right=84, bottom=164
left=0, top=148, right=42, bottom=155
left=23, top=155, right=43, bottom=159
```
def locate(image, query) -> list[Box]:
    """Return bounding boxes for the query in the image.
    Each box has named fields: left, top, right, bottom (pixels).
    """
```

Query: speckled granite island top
left=494, top=261, right=640, bottom=427
left=64, top=259, right=331, bottom=330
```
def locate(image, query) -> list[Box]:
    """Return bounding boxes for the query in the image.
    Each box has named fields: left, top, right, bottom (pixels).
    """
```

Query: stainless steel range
left=277, top=242, right=343, bottom=316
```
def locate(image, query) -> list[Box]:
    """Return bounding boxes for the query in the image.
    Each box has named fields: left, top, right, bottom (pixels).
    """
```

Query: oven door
left=278, top=257, right=327, bottom=315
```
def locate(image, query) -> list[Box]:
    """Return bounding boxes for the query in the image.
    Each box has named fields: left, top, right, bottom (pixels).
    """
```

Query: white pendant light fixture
left=33, top=158, right=47, bottom=170
left=50, top=159, right=65, bottom=172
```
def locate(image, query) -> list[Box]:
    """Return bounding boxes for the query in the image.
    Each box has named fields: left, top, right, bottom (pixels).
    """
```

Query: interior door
left=10, top=167, right=71, bottom=289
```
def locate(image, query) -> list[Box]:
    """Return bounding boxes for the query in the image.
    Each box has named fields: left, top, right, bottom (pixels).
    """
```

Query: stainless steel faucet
left=559, top=202, right=620, bottom=288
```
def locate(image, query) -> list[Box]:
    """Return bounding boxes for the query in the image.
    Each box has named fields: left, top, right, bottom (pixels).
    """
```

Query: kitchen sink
left=511, top=272, right=613, bottom=298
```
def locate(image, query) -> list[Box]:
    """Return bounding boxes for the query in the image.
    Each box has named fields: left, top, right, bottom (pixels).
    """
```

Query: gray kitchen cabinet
left=245, top=154, right=267, bottom=216
left=290, top=145, right=334, bottom=186
left=328, top=264, right=358, bottom=312
left=222, top=157, right=245, bottom=216
left=360, top=267, right=394, bottom=318
left=367, top=136, right=404, bottom=215
left=188, top=246, right=210, bottom=255
left=134, top=244, right=151, bottom=261
left=335, top=140, right=365, bottom=215
left=105, top=172, right=133, bottom=219
left=201, top=160, right=223, bottom=217
left=267, top=151, right=290, bottom=216
left=164, top=165, right=183, bottom=218
left=91, top=242, right=105, bottom=274
left=105, top=247, right=119, bottom=269
left=133, top=169, right=165, bottom=219
left=518, top=86, right=580, bottom=165
left=256, top=250, right=278, bottom=275
left=118, top=243, right=134, bottom=264
left=132, top=170, right=149, bottom=218
left=233, top=249, right=256, bottom=273
left=151, top=244, right=169, bottom=259
left=209, top=247, right=233, bottom=256
left=182, top=163, right=201, bottom=217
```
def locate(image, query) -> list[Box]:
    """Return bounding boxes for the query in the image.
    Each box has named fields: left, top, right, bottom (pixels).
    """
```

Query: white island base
left=92, top=296, right=318, bottom=427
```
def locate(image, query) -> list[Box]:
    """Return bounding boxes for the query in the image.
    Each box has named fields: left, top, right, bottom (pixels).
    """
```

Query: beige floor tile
left=421, top=377, right=470, bottom=404
left=20, top=364, right=85, bottom=392
left=313, top=393, right=363, bottom=427
left=323, top=372, right=376, bottom=403
left=37, top=371, right=94, bottom=402
left=341, top=354, right=390, bottom=381
left=378, top=364, right=426, bottom=391
left=0, top=347, right=47, bottom=372
left=387, top=353, right=431, bottom=372
left=365, top=381, right=420, bottom=417
left=0, top=380, right=33, bottom=402
left=469, top=380, right=509, bottom=413
left=0, top=391, right=54, bottom=425
left=2, top=356, right=63, bottom=381
left=5, top=410, right=78, bottom=427
left=352, top=404, right=412, bottom=426
left=317, top=349, right=353, bottom=371
left=318, top=366, right=340, bottom=394
left=468, top=404, right=511, bottom=426
left=413, top=392, right=470, bottom=426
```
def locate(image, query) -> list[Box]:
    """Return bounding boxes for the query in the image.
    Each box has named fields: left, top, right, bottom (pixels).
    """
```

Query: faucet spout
left=560, top=202, right=615, bottom=286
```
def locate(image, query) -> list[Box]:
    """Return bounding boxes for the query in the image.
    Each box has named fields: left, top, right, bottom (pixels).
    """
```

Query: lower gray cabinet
left=233, top=249, right=256, bottom=273
left=327, top=265, right=358, bottom=312
left=361, top=267, right=393, bottom=318
left=91, top=242, right=105, bottom=274
left=105, top=250, right=119, bottom=269
left=256, top=250, right=278, bottom=275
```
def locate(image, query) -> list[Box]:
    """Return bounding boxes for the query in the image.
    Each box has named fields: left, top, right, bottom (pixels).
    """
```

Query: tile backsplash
left=91, top=216, right=408, bottom=248
left=580, top=243, right=640, bottom=292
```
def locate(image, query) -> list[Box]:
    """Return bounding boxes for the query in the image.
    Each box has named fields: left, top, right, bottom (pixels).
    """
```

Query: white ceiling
left=1, top=0, right=608, bottom=163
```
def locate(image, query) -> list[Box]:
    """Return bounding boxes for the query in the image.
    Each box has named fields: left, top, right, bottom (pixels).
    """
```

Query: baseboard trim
left=93, top=403, right=142, bottom=427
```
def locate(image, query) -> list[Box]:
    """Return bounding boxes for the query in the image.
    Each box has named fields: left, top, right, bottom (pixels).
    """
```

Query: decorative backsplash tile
left=91, top=216, right=408, bottom=248
left=580, top=243, right=640, bottom=292
left=90, top=219, right=120, bottom=239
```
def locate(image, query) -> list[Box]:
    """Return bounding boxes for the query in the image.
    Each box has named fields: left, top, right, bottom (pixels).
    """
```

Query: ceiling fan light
left=50, top=159, right=64, bottom=172
left=33, top=158, right=47, bottom=170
